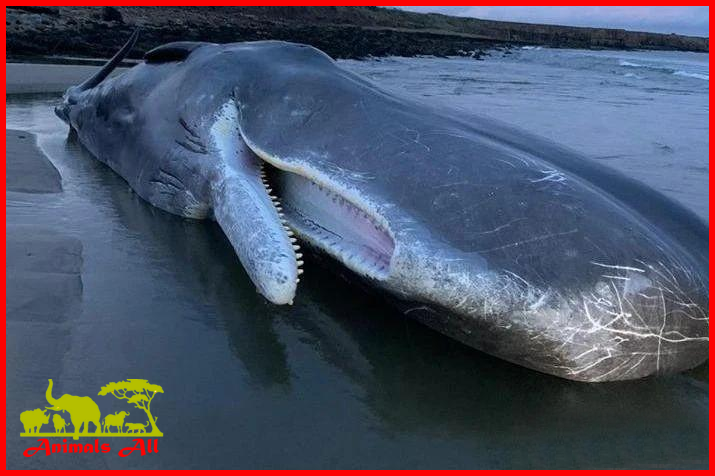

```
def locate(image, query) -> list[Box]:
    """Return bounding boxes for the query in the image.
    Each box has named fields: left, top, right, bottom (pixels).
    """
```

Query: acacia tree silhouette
left=99, top=379, right=164, bottom=436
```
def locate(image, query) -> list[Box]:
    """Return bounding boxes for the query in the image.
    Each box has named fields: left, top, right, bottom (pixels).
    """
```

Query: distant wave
left=619, top=60, right=644, bottom=68
left=618, top=59, right=708, bottom=81
left=673, top=70, right=709, bottom=81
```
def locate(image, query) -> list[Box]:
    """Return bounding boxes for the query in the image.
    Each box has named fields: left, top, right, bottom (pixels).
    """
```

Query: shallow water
left=6, top=48, right=708, bottom=469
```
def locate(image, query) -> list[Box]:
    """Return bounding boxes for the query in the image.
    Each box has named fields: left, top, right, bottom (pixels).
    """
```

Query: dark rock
left=7, top=6, right=59, bottom=16
left=101, top=6, right=123, bottom=23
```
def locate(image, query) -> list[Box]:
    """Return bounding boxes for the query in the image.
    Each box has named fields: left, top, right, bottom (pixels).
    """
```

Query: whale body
left=56, top=33, right=708, bottom=381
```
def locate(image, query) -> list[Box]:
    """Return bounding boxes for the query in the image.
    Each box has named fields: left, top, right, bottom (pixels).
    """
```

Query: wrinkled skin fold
left=56, top=36, right=708, bottom=381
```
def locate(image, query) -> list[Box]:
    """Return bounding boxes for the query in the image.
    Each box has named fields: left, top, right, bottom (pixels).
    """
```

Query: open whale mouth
left=260, top=161, right=395, bottom=282
left=210, top=99, right=393, bottom=305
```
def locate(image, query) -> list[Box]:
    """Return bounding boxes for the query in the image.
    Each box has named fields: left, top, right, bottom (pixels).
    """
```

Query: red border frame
left=2, top=3, right=711, bottom=471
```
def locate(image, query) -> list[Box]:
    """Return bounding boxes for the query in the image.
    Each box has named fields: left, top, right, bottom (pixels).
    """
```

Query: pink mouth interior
left=269, top=168, right=394, bottom=279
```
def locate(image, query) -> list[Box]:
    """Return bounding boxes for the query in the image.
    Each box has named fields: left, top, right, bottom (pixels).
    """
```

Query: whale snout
left=387, top=241, right=708, bottom=382
left=551, top=261, right=709, bottom=381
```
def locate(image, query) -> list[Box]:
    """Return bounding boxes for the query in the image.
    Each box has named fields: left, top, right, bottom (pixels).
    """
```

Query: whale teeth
left=259, top=161, right=309, bottom=285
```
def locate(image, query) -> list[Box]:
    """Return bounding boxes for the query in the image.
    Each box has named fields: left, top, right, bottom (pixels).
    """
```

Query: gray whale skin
left=56, top=32, right=708, bottom=382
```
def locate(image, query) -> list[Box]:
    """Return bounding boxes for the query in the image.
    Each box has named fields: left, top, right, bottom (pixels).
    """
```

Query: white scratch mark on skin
left=479, top=229, right=578, bottom=253
left=477, top=217, right=526, bottom=235
left=312, top=160, right=375, bottom=183
left=404, top=306, right=431, bottom=315
left=592, top=357, right=633, bottom=381
left=622, top=354, right=649, bottom=377
left=635, top=259, right=708, bottom=322
left=558, top=348, right=614, bottom=375
left=422, top=129, right=471, bottom=141
left=574, top=346, right=599, bottom=360
left=554, top=326, right=587, bottom=351
left=637, top=292, right=659, bottom=300
left=389, top=126, right=431, bottom=152
left=656, top=288, right=667, bottom=372
left=528, top=291, right=550, bottom=311
left=529, top=169, right=567, bottom=184
left=495, top=158, right=517, bottom=168
left=434, top=181, right=469, bottom=189
left=590, top=262, right=646, bottom=273
left=580, top=284, right=708, bottom=344
left=504, top=270, right=530, bottom=288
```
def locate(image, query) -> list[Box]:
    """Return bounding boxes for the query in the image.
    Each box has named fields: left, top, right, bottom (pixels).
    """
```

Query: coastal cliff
left=7, top=6, right=708, bottom=62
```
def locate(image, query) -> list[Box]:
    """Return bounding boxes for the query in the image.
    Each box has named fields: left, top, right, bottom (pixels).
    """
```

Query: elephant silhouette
left=20, top=409, right=50, bottom=434
left=45, top=379, right=101, bottom=440
left=52, top=413, right=68, bottom=433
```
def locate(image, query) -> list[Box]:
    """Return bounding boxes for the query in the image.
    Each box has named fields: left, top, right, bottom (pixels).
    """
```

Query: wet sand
left=6, top=129, right=62, bottom=192
left=6, top=129, right=86, bottom=468
left=6, top=63, right=127, bottom=94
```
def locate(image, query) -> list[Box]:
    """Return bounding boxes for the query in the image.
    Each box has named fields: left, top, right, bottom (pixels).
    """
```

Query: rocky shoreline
left=7, top=6, right=708, bottom=63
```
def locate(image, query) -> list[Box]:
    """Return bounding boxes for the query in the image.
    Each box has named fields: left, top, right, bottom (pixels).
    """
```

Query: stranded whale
left=56, top=33, right=708, bottom=381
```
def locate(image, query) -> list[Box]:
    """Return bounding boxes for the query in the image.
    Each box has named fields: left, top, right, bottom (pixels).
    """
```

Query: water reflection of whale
left=287, top=276, right=707, bottom=468
left=66, top=135, right=707, bottom=467
left=66, top=135, right=291, bottom=389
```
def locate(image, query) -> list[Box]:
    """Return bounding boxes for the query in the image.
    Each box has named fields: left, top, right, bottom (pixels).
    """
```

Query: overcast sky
left=395, top=6, right=709, bottom=37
